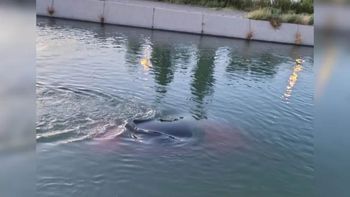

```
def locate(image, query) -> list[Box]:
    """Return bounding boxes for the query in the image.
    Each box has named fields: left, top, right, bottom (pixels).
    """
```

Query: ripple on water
left=37, top=17, right=314, bottom=197
left=37, top=83, right=158, bottom=144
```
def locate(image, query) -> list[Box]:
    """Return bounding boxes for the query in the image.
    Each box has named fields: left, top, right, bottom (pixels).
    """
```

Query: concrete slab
left=104, top=1, right=154, bottom=28
left=298, top=25, right=314, bottom=46
left=203, top=14, right=250, bottom=39
left=36, top=0, right=52, bottom=16
left=250, top=20, right=298, bottom=45
left=153, top=8, right=203, bottom=34
left=53, top=0, right=104, bottom=23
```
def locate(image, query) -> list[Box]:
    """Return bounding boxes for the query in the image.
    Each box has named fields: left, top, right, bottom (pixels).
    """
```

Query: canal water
left=37, top=17, right=314, bottom=197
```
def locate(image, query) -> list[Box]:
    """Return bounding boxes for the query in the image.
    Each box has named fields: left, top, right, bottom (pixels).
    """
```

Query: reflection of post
left=190, top=48, right=216, bottom=120
left=283, top=60, right=303, bottom=100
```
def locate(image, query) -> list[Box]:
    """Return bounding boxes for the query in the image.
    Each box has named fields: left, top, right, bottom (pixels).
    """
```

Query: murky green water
left=37, top=17, right=314, bottom=197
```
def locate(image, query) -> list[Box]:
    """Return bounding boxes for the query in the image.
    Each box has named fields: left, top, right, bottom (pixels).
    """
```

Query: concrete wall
left=297, top=25, right=314, bottom=46
left=250, top=20, right=298, bottom=44
left=36, top=0, right=314, bottom=46
left=36, top=0, right=52, bottom=16
left=56, top=0, right=104, bottom=22
left=153, top=8, right=203, bottom=34
left=104, top=1, right=154, bottom=28
left=203, top=14, right=250, bottom=39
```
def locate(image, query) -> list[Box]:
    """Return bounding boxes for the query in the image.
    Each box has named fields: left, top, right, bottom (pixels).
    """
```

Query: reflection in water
left=140, top=42, right=153, bottom=71
left=151, top=43, right=176, bottom=102
left=254, top=53, right=280, bottom=76
left=125, top=36, right=143, bottom=65
left=37, top=18, right=314, bottom=197
left=151, top=44, right=174, bottom=87
left=174, top=47, right=193, bottom=70
left=226, top=54, right=251, bottom=74
left=190, top=48, right=216, bottom=120
left=283, top=61, right=303, bottom=100
left=226, top=51, right=282, bottom=78
left=225, top=43, right=252, bottom=75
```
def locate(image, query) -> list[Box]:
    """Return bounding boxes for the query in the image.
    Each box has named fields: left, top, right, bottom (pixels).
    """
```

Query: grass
left=247, top=8, right=313, bottom=26
left=154, top=0, right=313, bottom=25
left=155, top=0, right=313, bottom=14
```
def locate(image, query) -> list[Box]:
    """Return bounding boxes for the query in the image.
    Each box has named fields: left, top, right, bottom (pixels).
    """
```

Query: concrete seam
left=102, top=0, right=106, bottom=23
left=48, top=0, right=55, bottom=16
left=297, top=24, right=300, bottom=33
left=102, top=0, right=106, bottom=16
left=152, top=7, right=155, bottom=29
left=249, top=19, right=252, bottom=33
left=249, top=19, right=252, bottom=39
left=201, top=13, right=204, bottom=34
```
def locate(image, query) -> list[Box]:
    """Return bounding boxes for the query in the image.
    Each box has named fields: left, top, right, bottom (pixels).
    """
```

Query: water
left=315, top=33, right=350, bottom=197
left=37, top=17, right=314, bottom=197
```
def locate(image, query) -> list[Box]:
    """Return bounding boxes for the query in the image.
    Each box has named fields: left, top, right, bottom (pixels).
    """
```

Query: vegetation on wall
left=155, top=0, right=313, bottom=13
left=154, top=0, right=313, bottom=25
left=247, top=7, right=313, bottom=26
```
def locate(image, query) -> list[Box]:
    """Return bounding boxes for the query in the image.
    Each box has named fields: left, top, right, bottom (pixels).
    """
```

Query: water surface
left=37, top=17, right=314, bottom=197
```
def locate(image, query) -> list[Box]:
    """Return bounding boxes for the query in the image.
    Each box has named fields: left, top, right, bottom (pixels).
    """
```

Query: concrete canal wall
left=36, top=0, right=314, bottom=46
